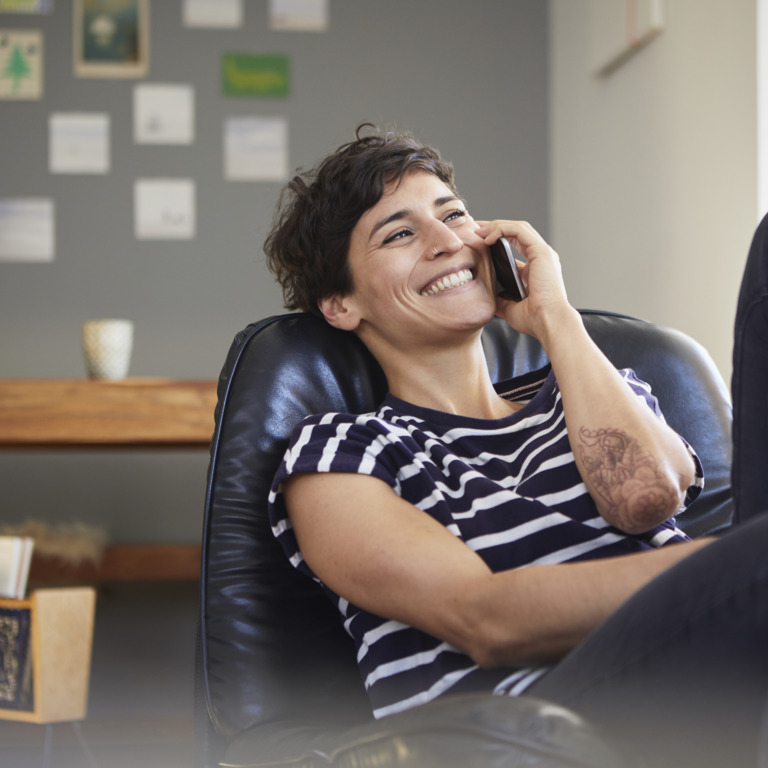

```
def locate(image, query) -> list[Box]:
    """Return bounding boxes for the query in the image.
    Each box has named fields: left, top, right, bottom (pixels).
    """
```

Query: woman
left=267, top=125, right=768, bottom=766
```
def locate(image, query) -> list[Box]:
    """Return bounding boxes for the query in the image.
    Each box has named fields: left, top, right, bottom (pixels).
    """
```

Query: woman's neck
left=373, top=334, right=521, bottom=420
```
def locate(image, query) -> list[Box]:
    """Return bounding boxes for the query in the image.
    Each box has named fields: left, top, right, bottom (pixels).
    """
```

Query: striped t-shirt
left=268, top=365, right=703, bottom=719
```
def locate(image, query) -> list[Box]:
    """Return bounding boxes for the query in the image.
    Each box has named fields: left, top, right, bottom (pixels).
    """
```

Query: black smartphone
left=489, top=236, right=527, bottom=301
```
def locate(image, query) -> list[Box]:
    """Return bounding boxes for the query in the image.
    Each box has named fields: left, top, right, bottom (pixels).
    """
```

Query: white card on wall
left=134, top=84, right=195, bottom=144
left=134, top=179, right=196, bottom=240
left=269, top=0, right=328, bottom=32
left=183, top=0, right=242, bottom=28
left=224, top=116, right=288, bottom=182
left=0, top=198, right=54, bottom=262
left=49, top=113, right=110, bottom=174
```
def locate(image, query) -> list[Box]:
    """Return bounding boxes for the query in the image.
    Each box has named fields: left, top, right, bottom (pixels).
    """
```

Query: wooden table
left=0, top=379, right=218, bottom=581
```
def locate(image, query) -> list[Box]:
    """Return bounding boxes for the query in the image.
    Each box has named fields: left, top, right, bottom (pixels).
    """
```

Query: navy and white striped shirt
left=269, top=365, right=703, bottom=718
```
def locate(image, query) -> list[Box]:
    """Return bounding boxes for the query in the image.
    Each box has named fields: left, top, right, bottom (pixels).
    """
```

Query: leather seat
left=195, top=310, right=733, bottom=768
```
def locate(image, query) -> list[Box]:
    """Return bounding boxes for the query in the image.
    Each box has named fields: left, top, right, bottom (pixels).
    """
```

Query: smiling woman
left=262, top=123, right=768, bottom=768
left=317, top=169, right=499, bottom=369
left=265, top=123, right=460, bottom=315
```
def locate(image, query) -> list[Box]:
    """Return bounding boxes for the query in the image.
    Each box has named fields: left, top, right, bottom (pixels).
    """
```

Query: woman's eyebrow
left=369, top=209, right=410, bottom=241
left=368, top=196, right=462, bottom=242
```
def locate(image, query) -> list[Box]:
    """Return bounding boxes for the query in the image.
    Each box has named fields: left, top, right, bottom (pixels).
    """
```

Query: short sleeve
left=267, top=411, right=405, bottom=579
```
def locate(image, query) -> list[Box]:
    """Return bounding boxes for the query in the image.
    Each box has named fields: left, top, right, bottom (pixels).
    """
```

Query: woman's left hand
left=474, top=219, right=577, bottom=343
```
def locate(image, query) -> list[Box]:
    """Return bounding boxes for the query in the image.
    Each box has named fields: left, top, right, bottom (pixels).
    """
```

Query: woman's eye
left=382, top=228, right=412, bottom=245
left=444, top=209, right=467, bottom=223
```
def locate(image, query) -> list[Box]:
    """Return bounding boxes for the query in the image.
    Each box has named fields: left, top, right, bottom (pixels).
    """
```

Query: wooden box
left=0, top=588, right=96, bottom=723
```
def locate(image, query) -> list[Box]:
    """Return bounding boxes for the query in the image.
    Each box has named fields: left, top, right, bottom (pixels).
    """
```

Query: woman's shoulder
left=287, top=407, right=407, bottom=448
left=293, top=407, right=392, bottom=430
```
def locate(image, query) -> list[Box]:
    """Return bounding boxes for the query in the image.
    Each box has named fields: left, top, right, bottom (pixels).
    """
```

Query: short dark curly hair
left=264, top=124, right=458, bottom=314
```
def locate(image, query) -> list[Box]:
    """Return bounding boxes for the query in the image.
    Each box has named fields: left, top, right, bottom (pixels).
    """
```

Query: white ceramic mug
left=82, top=319, right=134, bottom=380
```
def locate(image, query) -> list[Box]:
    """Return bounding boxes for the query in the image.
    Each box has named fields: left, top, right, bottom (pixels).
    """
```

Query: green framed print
left=73, top=0, right=149, bottom=78
left=222, top=53, right=289, bottom=98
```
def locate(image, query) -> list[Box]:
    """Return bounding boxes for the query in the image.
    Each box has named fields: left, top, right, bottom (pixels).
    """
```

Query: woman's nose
left=427, top=227, right=463, bottom=259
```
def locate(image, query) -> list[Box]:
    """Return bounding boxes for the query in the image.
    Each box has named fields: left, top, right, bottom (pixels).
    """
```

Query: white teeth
left=421, top=269, right=473, bottom=296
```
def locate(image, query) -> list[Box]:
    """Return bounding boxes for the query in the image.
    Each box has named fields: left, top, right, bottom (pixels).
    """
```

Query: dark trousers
left=527, top=512, right=768, bottom=768
left=732, top=211, right=768, bottom=525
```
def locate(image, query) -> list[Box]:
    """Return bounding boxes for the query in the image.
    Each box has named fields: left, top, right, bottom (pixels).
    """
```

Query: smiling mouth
left=420, top=268, right=474, bottom=296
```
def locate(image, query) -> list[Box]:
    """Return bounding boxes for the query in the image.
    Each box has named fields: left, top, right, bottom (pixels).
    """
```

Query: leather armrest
left=221, top=693, right=635, bottom=768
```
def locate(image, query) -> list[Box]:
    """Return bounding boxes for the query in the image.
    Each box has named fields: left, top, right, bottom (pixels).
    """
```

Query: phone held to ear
left=490, top=236, right=527, bottom=301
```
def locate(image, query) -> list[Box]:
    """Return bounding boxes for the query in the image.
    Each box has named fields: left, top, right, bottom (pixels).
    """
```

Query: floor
left=0, top=582, right=199, bottom=768
left=0, top=718, right=194, bottom=768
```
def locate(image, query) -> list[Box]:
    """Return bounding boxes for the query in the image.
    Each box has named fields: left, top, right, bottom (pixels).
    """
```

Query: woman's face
left=326, top=170, right=497, bottom=350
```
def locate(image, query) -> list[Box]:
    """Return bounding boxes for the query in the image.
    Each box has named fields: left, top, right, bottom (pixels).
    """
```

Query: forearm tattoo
left=577, top=427, right=678, bottom=529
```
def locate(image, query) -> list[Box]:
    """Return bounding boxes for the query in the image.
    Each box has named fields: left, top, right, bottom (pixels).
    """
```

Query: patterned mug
left=82, top=319, right=134, bottom=380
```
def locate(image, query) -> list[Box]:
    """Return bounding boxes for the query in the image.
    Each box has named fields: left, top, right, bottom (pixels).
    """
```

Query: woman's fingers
left=475, top=220, right=549, bottom=260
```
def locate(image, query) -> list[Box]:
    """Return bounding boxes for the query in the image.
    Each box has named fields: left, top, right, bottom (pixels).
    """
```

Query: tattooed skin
left=577, top=427, right=679, bottom=532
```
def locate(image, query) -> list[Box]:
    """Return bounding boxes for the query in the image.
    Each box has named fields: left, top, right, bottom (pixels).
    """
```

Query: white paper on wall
left=49, top=112, right=110, bottom=174
left=134, top=84, right=195, bottom=144
left=134, top=179, right=196, bottom=240
left=0, top=198, right=54, bottom=262
left=269, top=0, right=328, bottom=32
left=224, top=116, right=288, bottom=182
left=183, top=0, right=242, bottom=28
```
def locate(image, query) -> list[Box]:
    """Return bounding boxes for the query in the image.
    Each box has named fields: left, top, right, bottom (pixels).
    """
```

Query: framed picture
left=0, top=30, right=44, bottom=100
left=73, top=0, right=149, bottom=79
left=588, top=0, right=665, bottom=76
left=0, top=0, right=52, bottom=12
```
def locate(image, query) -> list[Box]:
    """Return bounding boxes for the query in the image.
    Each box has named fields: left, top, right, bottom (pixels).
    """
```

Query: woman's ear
left=318, top=294, right=361, bottom=331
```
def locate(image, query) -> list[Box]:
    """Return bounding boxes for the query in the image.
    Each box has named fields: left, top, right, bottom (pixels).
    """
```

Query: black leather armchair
left=195, top=310, right=733, bottom=768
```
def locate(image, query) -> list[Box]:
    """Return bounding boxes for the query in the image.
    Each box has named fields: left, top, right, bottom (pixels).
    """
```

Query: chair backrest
left=197, top=310, right=733, bottom=764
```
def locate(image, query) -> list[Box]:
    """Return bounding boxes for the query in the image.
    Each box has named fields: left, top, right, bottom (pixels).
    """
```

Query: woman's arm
left=286, top=471, right=710, bottom=668
left=541, top=305, right=695, bottom=534
left=476, top=220, right=697, bottom=534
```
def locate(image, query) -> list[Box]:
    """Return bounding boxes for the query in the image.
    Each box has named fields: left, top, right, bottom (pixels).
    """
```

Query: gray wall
left=0, top=0, right=549, bottom=543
